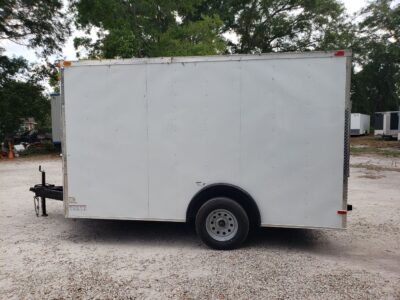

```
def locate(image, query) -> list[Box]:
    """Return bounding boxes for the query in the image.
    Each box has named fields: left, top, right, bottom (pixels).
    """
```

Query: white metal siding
left=361, top=114, right=370, bottom=134
left=351, top=113, right=370, bottom=135
left=239, top=58, right=346, bottom=228
left=51, top=94, right=62, bottom=143
left=63, top=52, right=349, bottom=229
left=146, top=61, right=242, bottom=220
left=64, top=65, right=149, bottom=218
left=351, top=114, right=361, bottom=130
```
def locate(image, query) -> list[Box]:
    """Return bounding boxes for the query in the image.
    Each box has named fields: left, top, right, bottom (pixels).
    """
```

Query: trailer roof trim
left=66, top=50, right=352, bottom=67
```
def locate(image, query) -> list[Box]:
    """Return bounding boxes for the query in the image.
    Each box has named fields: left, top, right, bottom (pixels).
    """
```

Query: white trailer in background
left=32, top=51, right=352, bottom=249
left=374, top=111, right=400, bottom=139
left=350, top=113, right=370, bottom=136
left=50, top=93, right=62, bottom=145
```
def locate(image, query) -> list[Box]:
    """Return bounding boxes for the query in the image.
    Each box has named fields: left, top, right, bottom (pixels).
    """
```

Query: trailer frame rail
left=29, top=166, right=63, bottom=216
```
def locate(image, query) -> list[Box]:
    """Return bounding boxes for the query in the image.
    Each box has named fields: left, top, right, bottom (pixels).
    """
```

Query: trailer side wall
left=63, top=53, right=349, bottom=229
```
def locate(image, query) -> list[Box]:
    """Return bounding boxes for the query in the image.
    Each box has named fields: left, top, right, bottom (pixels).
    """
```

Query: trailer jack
left=29, top=166, right=63, bottom=216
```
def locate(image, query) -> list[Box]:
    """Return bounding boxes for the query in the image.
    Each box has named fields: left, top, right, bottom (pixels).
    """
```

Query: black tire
left=195, top=197, right=249, bottom=250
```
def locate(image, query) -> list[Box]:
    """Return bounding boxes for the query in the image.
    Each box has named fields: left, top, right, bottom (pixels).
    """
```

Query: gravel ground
left=0, top=155, right=399, bottom=299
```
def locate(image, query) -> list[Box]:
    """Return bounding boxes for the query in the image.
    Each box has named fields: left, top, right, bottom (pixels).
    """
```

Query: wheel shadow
left=61, top=217, right=332, bottom=252
left=247, top=227, right=330, bottom=252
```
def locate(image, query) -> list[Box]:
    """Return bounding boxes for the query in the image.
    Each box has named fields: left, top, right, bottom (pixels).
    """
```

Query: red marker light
left=334, top=50, right=345, bottom=56
left=337, top=210, right=347, bottom=215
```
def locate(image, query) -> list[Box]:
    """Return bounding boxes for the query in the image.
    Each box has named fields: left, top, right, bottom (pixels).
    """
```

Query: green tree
left=150, top=16, right=225, bottom=57
left=351, top=0, right=399, bottom=116
left=0, top=56, right=50, bottom=141
left=73, top=0, right=225, bottom=58
left=0, top=0, right=70, bottom=56
left=0, top=0, right=70, bottom=141
left=187, top=0, right=351, bottom=53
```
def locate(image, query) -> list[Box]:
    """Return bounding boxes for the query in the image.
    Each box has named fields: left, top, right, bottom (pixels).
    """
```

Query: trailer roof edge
left=65, top=50, right=352, bottom=67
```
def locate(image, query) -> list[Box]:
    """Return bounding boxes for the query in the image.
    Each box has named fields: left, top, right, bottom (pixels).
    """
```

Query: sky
left=1, top=0, right=369, bottom=63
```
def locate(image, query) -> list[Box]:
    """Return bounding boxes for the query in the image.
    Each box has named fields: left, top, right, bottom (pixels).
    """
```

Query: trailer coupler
left=29, top=166, right=63, bottom=217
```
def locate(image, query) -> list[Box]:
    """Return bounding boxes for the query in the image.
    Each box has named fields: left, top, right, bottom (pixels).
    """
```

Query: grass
left=350, top=163, right=400, bottom=172
left=350, top=135, right=400, bottom=157
left=350, top=145, right=400, bottom=157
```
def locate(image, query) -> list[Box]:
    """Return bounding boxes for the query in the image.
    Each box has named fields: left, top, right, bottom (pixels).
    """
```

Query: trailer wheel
left=195, top=197, right=249, bottom=250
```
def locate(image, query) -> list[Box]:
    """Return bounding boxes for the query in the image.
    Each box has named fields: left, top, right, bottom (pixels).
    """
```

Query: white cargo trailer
left=350, top=113, right=370, bottom=136
left=50, top=93, right=62, bottom=145
left=374, top=111, right=400, bottom=139
left=32, top=51, right=352, bottom=249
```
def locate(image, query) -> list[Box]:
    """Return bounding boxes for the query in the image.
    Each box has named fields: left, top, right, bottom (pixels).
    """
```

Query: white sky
left=1, top=0, right=368, bottom=63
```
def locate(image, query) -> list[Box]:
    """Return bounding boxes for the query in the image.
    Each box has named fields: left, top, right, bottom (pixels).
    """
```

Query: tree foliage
left=192, top=0, right=350, bottom=53
left=352, top=0, right=400, bottom=115
left=0, top=0, right=69, bottom=141
left=74, top=0, right=355, bottom=58
left=73, top=0, right=225, bottom=58
left=0, top=56, right=50, bottom=140
left=0, top=0, right=70, bottom=56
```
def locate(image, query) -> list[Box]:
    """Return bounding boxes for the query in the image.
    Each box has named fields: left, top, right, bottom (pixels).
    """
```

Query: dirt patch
left=358, top=174, right=386, bottom=179
left=0, top=153, right=61, bottom=163
left=351, top=163, right=400, bottom=172
left=351, top=135, right=400, bottom=149
left=350, top=135, right=400, bottom=157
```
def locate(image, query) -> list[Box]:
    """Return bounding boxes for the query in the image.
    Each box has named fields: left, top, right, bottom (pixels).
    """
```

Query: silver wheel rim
left=205, top=209, right=238, bottom=242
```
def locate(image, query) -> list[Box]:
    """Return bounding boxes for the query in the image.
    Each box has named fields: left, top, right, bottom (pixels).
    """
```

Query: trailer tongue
left=29, top=166, right=63, bottom=216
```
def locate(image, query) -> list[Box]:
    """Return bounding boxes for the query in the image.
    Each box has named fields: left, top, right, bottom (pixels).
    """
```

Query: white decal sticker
left=69, top=205, right=86, bottom=211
